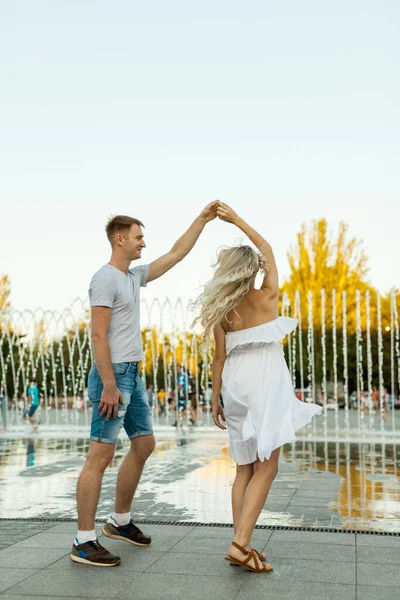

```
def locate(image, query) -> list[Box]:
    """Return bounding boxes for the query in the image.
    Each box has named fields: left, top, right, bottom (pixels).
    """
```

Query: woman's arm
left=212, top=323, right=227, bottom=430
left=217, top=202, right=279, bottom=297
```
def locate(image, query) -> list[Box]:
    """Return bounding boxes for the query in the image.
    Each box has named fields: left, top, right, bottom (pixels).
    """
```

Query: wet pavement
left=0, top=435, right=399, bottom=532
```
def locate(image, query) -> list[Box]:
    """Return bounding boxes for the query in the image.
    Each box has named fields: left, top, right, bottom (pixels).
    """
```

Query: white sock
left=75, top=529, right=97, bottom=545
left=108, top=511, right=131, bottom=527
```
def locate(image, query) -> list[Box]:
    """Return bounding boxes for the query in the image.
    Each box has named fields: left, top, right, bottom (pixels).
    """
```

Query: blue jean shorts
left=88, top=362, right=153, bottom=444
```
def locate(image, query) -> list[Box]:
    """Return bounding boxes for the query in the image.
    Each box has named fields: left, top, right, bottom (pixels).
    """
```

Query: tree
left=281, top=219, right=399, bottom=396
left=281, top=219, right=373, bottom=333
left=0, top=274, right=11, bottom=314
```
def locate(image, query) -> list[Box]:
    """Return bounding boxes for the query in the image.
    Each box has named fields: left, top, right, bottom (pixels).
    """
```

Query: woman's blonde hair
left=191, top=245, right=268, bottom=351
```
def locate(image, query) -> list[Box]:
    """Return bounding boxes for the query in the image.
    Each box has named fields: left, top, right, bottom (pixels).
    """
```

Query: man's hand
left=216, top=202, right=240, bottom=225
left=199, top=200, right=220, bottom=223
left=99, top=383, right=124, bottom=421
left=213, top=402, right=227, bottom=431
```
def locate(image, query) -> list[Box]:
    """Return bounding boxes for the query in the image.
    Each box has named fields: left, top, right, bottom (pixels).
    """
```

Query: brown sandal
left=225, top=541, right=272, bottom=573
left=229, top=548, right=273, bottom=571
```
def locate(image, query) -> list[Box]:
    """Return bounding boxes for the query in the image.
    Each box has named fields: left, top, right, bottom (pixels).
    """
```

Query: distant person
left=203, top=383, right=213, bottom=412
left=177, top=366, right=188, bottom=416
left=75, top=391, right=85, bottom=412
left=146, top=383, right=155, bottom=410
left=166, top=388, right=176, bottom=417
left=71, top=202, right=219, bottom=567
left=188, top=376, right=198, bottom=425
left=193, top=202, right=322, bottom=573
left=23, top=379, right=40, bottom=433
left=0, top=383, right=8, bottom=432
left=157, top=388, right=166, bottom=416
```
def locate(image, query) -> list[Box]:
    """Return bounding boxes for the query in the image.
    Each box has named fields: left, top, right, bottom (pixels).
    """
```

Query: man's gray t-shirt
left=89, top=264, right=149, bottom=363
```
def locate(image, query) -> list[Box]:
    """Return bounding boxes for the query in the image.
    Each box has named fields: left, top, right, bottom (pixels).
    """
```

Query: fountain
left=0, top=290, right=399, bottom=439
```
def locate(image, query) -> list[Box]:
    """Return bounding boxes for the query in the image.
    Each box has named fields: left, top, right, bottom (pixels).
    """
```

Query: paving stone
left=357, top=585, right=399, bottom=600
left=145, top=551, right=249, bottom=577
left=357, top=563, right=400, bottom=587
left=0, top=597, right=113, bottom=600
left=356, top=535, right=400, bottom=548
left=187, top=526, right=271, bottom=543
left=115, top=573, right=243, bottom=600
left=0, top=546, right=69, bottom=568
left=169, top=536, right=236, bottom=555
left=5, top=568, right=139, bottom=597
left=254, top=557, right=356, bottom=585
left=357, top=546, right=400, bottom=565
left=270, top=530, right=356, bottom=545
left=236, top=578, right=355, bottom=600
left=0, top=568, right=39, bottom=594
left=264, top=540, right=356, bottom=562
left=11, top=533, right=75, bottom=549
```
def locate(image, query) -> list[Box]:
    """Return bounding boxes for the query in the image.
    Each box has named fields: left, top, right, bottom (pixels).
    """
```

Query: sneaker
left=103, top=520, right=152, bottom=546
left=70, top=539, right=121, bottom=567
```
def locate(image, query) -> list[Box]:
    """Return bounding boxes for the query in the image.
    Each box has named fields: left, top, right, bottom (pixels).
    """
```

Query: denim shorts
left=88, top=362, right=153, bottom=444
left=24, top=403, right=39, bottom=418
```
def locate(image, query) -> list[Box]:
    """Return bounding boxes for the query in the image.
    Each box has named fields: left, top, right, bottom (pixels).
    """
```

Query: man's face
left=124, top=224, right=146, bottom=260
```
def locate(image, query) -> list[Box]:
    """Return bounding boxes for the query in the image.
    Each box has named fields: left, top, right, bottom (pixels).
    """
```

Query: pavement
left=0, top=520, right=399, bottom=600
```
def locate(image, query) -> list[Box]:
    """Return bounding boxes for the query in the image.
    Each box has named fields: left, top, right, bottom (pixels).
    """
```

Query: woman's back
left=223, top=288, right=278, bottom=333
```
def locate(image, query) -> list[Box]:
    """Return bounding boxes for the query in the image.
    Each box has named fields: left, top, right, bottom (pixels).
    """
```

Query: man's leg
left=114, top=435, right=156, bottom=513
left=76, top=441, right=115, bottom=530
left=71, top=441, right=121, bottom=567
left=103, top=369, right=155, bottom=546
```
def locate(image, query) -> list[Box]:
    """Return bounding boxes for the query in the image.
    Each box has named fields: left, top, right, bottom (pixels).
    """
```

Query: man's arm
left=91, top=306, right=123, bottom=420
left=147, top=200, right=219, bottom=282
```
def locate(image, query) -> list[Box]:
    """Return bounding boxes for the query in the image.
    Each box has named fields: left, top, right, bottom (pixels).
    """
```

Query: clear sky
left=1, top=0, right=399, bottom=313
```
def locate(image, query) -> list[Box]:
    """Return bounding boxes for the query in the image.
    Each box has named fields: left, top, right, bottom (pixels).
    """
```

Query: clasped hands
left=199, top=200, right=240, bottom=225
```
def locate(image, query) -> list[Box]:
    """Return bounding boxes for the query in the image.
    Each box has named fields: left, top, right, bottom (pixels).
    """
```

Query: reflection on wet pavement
left=0, top=436, right=399, bottom=532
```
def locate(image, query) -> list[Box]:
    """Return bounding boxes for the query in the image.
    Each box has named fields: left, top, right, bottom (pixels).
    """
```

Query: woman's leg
left=228, top=448, right=280, bottom=568
left=232, top=463, right=253, bottom=533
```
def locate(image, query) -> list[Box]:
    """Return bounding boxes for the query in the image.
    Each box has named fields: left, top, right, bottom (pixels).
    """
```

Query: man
left=71, top=201, right=219, bottom=567
left=23, top=379, right=40, bottom=433
left=172, top=365, right=188, bottom=427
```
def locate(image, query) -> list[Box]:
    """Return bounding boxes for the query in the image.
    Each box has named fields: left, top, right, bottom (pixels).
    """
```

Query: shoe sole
left=70, top=554, right=120, bottom=567
left=102, top=528, right=151, bottom=546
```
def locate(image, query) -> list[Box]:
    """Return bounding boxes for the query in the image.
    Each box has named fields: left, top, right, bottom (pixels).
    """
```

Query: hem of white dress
left=230, top=403, right=323, bottom=466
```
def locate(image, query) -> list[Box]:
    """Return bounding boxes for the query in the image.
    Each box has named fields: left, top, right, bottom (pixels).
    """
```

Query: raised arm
left=217, top=202, right=279, bottom=297
left=147, top=201, right=219, bottom=282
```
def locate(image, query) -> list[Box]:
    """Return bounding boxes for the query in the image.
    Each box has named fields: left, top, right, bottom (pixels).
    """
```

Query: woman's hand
left=216, top=202, right=240, bottom=225
left=199, top=200, right=220, bottom=223
left=213, top=402, right=227, bottom=430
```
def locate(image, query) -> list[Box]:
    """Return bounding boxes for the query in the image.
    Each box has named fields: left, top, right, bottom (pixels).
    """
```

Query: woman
left=193, top=202, right=322, bottom=573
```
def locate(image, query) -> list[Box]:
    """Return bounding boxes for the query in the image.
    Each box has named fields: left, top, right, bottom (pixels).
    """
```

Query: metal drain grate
left=0, top=517, right=399, bottom=535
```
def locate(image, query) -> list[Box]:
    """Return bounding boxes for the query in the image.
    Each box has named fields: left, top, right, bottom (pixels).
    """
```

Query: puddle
left=0, top=437, right=399, bottom=532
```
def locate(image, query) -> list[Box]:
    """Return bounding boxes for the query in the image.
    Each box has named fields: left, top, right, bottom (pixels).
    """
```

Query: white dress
left=221, top=316, right=322, bottom=465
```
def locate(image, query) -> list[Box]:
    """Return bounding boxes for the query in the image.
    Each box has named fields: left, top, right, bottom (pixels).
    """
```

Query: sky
left=1, top=0, right=399, bottom=314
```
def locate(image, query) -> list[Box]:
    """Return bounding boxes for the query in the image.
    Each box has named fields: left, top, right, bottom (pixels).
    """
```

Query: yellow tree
left=281, top=219, right=375, bottom=334
left=0, top=274, right=11, bottom=313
